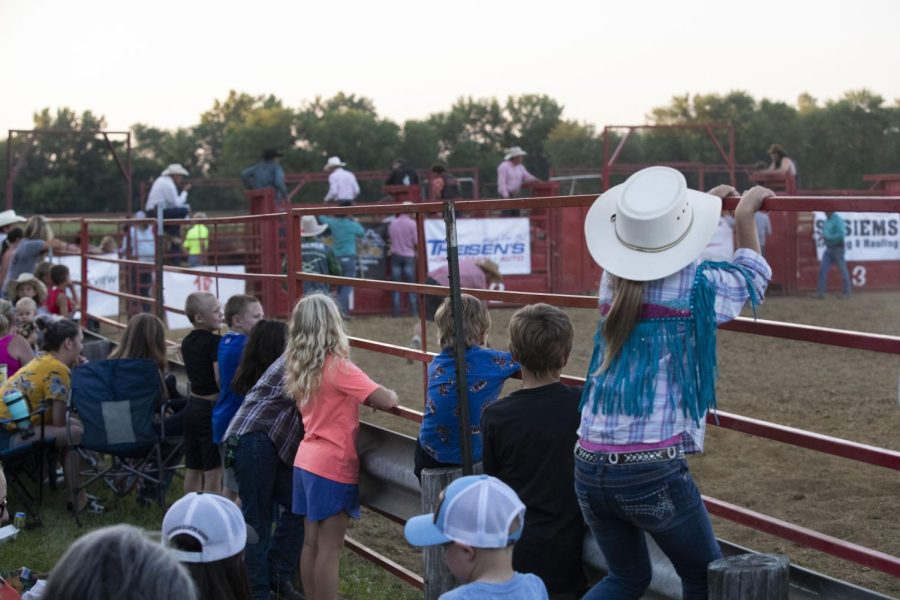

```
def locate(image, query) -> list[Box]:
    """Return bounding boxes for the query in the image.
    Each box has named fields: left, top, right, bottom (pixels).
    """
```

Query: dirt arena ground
left=341, top=290, right=900, bottom=597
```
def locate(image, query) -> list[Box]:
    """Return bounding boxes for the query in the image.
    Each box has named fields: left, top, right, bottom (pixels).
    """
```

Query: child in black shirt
left=481, top=303, right=586, bottom=599
left=181, top=291, right=223, bottom=493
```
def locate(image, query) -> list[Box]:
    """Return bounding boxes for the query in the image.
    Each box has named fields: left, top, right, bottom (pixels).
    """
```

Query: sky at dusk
left=2, top=0, right=899, bottom=134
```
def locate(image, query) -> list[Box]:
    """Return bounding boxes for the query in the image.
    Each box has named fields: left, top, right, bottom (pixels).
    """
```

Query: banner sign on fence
left=812, top=212, right=900, bottom=261
left=424, top=218, right=531, bottom=275
left=53, top=254, right=120, bottom=318
left=164, top=266, right=247, bottom=330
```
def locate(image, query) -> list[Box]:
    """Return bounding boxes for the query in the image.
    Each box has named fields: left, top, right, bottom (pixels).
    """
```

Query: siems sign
left=424, top=218, right=531, bottom=275
left=812, top=212, right=900, bottom=261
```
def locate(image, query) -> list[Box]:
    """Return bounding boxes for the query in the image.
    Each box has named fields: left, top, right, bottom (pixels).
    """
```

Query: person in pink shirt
left=497, top=146, right=540, bottom=216
left=387, top=203, right=419, bottom=317
left=285, top=294, right=398, bottom=600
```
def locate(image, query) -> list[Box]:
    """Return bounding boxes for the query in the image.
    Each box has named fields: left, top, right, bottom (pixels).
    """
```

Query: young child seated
left=181, top=291, right=224, bottom=494
left=48, top=264, right=78, bottom=318
left=405, top=474, right=548, bottom=599
left=212, top=293, right=263, bottom=501
left=14, top=297, right=39, bottom=352
left=6, top=272, right=48, bottom=312
left=414, top=294, right=519, bottom=481
left=481, top=303, right=586, bottom=598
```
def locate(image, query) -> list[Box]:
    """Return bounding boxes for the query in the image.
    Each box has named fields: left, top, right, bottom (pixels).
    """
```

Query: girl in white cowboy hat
left=575, top=167, right=774, bottom=600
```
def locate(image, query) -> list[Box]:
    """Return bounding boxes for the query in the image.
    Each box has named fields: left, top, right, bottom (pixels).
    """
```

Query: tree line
left=2, top=89, right=898, bottom=213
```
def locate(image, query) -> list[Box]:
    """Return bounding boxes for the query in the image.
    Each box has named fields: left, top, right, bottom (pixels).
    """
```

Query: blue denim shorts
left=292, top=468, right=360, bottom=521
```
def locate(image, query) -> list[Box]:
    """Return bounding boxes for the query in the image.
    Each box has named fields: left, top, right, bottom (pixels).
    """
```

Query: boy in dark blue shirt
left=212, top=294, right=264, bottom=500
left=414, top=294, right=519, bottom=480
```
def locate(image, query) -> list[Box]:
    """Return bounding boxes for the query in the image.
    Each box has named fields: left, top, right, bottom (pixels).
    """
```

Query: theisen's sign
left=812, top=212, right=900, bottom=261
left=425, top=218, right=531, bottom=275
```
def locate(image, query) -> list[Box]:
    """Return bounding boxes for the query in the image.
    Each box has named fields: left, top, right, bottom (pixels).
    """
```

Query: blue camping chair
left=66, top=358, right=182, bottom=525
left=0, top=405, right=52, bottom=527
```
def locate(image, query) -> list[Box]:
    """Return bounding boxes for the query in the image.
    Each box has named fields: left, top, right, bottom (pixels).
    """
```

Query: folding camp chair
left=66, top=358, right=182, bottom=525
left=0, top=406, right=52, bottom=527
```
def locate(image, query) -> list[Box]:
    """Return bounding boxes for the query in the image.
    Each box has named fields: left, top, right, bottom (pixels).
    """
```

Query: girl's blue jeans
left=574, top=452, right=721, bottom=600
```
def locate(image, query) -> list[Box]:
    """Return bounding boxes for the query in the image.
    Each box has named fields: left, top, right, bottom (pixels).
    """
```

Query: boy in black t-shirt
left=181, top=291, right=224, bottom=494
left=481, top=303, right=586, bottom=599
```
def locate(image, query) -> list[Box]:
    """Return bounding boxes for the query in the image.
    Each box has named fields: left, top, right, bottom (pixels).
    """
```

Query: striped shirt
left=579, top=249, right=771, bottom=453
left=224, top=353, right=303, bottom=467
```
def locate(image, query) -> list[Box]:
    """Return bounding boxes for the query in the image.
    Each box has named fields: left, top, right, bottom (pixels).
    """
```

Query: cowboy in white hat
left=323, top=156, right=360, bottom=204
left=497, top=146, right=540, bottom=215
left=298, top=216, right=338, bottom=294
left=0, top=210, right=27, bottom=245
left=145, top=163, right=190, bottom=213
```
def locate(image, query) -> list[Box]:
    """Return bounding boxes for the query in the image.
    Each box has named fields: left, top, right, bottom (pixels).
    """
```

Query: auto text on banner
left=812, top=212, right=900, bottom=261
left=52, top=254, right=119, bottom=318
left=424, top=218, right=531, bottom=275
left=164, top=266, right=246, bottom=330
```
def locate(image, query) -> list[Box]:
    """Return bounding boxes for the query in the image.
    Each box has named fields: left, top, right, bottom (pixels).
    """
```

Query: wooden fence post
left=420, top=466, right=462, bottom=600
left=708, top=553, right=790, bottom=600
left=419, top=463, right=483, bottom=600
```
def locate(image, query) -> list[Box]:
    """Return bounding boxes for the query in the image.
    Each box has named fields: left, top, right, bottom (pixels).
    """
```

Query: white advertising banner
left=164, top=266, right=246, bottom=330
left=424, top=218, right=531, bottom=275
left=52, top=254, right=120, bottom=318
left=812, top=212, right=900, bottom=261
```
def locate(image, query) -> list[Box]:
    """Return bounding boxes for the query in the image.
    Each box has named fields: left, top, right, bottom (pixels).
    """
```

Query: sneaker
left=271, top=580, right=305, bottom=600
left=67, top=494, right=106, bottom=515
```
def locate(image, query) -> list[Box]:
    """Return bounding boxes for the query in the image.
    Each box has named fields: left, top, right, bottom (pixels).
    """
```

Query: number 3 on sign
left=194, top=275, right=214, bottom=291
left=852, top=266, right=866, bottom=287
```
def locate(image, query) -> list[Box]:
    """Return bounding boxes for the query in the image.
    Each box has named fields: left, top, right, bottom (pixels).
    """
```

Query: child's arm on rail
left=366, top=386, right=399, bottom=411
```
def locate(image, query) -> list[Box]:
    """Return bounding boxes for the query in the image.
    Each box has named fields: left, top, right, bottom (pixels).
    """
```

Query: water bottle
left=13, top=512, right=26, bottom=531
left=3, top=390, right=34, bottom=439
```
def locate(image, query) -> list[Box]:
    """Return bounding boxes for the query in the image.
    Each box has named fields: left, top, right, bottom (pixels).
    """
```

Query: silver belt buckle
left=666, top=446, right=677, bottom=459
left=607, top=453, right=619, bottom=465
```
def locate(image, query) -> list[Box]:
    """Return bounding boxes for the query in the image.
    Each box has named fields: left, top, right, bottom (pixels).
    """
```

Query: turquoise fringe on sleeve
left=580, top=261, right=761, bottom=424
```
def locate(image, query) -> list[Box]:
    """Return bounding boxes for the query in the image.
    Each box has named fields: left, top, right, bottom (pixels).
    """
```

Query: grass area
left=0, top=479, right=421, bottom=599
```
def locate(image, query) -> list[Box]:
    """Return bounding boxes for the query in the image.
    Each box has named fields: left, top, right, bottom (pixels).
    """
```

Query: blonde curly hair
left=284, top=293, right=349, bottom=407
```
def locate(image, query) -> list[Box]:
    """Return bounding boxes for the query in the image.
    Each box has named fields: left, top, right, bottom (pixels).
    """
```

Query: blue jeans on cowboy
left=233, top=431, right=304, bottom=600
left=391, top=255, right=418, bottom=316
left=574, top=449, right=721, bottom=600
left=337, top=256, right=357, bottom=316
left=816, top=244, right=852, bottom=297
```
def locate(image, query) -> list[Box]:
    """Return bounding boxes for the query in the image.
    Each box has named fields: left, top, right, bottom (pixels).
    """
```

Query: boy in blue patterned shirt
left=414, top=294, right=519, bottom=481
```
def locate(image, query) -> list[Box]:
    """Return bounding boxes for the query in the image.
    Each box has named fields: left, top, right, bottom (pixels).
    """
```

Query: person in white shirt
left=145, top=164, right=190, bottom=265
left=323, top=156, right=360, bottom=203
left=145, top=164, right=191, bottom=212
left=125, top=210, right=156, bottom=314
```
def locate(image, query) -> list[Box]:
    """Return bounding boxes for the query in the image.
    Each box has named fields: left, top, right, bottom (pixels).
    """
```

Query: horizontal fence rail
left=65, top=190, right=900, bottom=590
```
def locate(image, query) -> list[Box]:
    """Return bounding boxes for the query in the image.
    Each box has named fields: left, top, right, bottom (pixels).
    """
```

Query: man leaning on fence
left=241, top=149, right=289, bottom=209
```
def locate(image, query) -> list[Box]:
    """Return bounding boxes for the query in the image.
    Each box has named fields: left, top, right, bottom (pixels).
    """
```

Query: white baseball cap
left=163, top=493, right=251, bottom=563
left=404, top=475, right=525, bottom=549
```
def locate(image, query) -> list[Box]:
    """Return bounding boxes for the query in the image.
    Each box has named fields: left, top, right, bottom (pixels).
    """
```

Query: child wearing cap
left=405, top=474, right=548, bottom=599
left=481, top=303, right=586, bottom=597
left=577, top=168, right=773, bottom=599
left=284, top=293, right=398, bottom=600
left=164, top=492, right=252, bottom=600
left=414, top=294, right=519, bottom=481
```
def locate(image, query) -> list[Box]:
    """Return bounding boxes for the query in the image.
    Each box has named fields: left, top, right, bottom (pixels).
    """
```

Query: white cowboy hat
left=161, top=164, right=189, bottom=177
left=504, top=147, right=527, bottom=160
left=300, top=215, right=328, bottom=237
left=6, top=272, right=48, bottom=304
left=323, top=156, right=346, bottom=171
left=0, top=210, right=27, bottom=228
left=584, top=166, right=721, bottom=282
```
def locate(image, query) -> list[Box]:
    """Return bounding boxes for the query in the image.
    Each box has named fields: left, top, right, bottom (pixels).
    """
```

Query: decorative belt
left=574, top=443, right=683, bottom=465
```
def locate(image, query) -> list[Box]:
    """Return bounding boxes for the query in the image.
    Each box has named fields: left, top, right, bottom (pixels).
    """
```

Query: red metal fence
left=62, top=191, right=900, bottom=585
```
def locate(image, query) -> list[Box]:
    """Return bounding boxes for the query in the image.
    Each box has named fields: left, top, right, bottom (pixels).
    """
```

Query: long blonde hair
left=598, top=276, right=646, bottom=373
left=23, top=215, right=53, bottom=242
left=284, top=293, right=349, bottom=406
